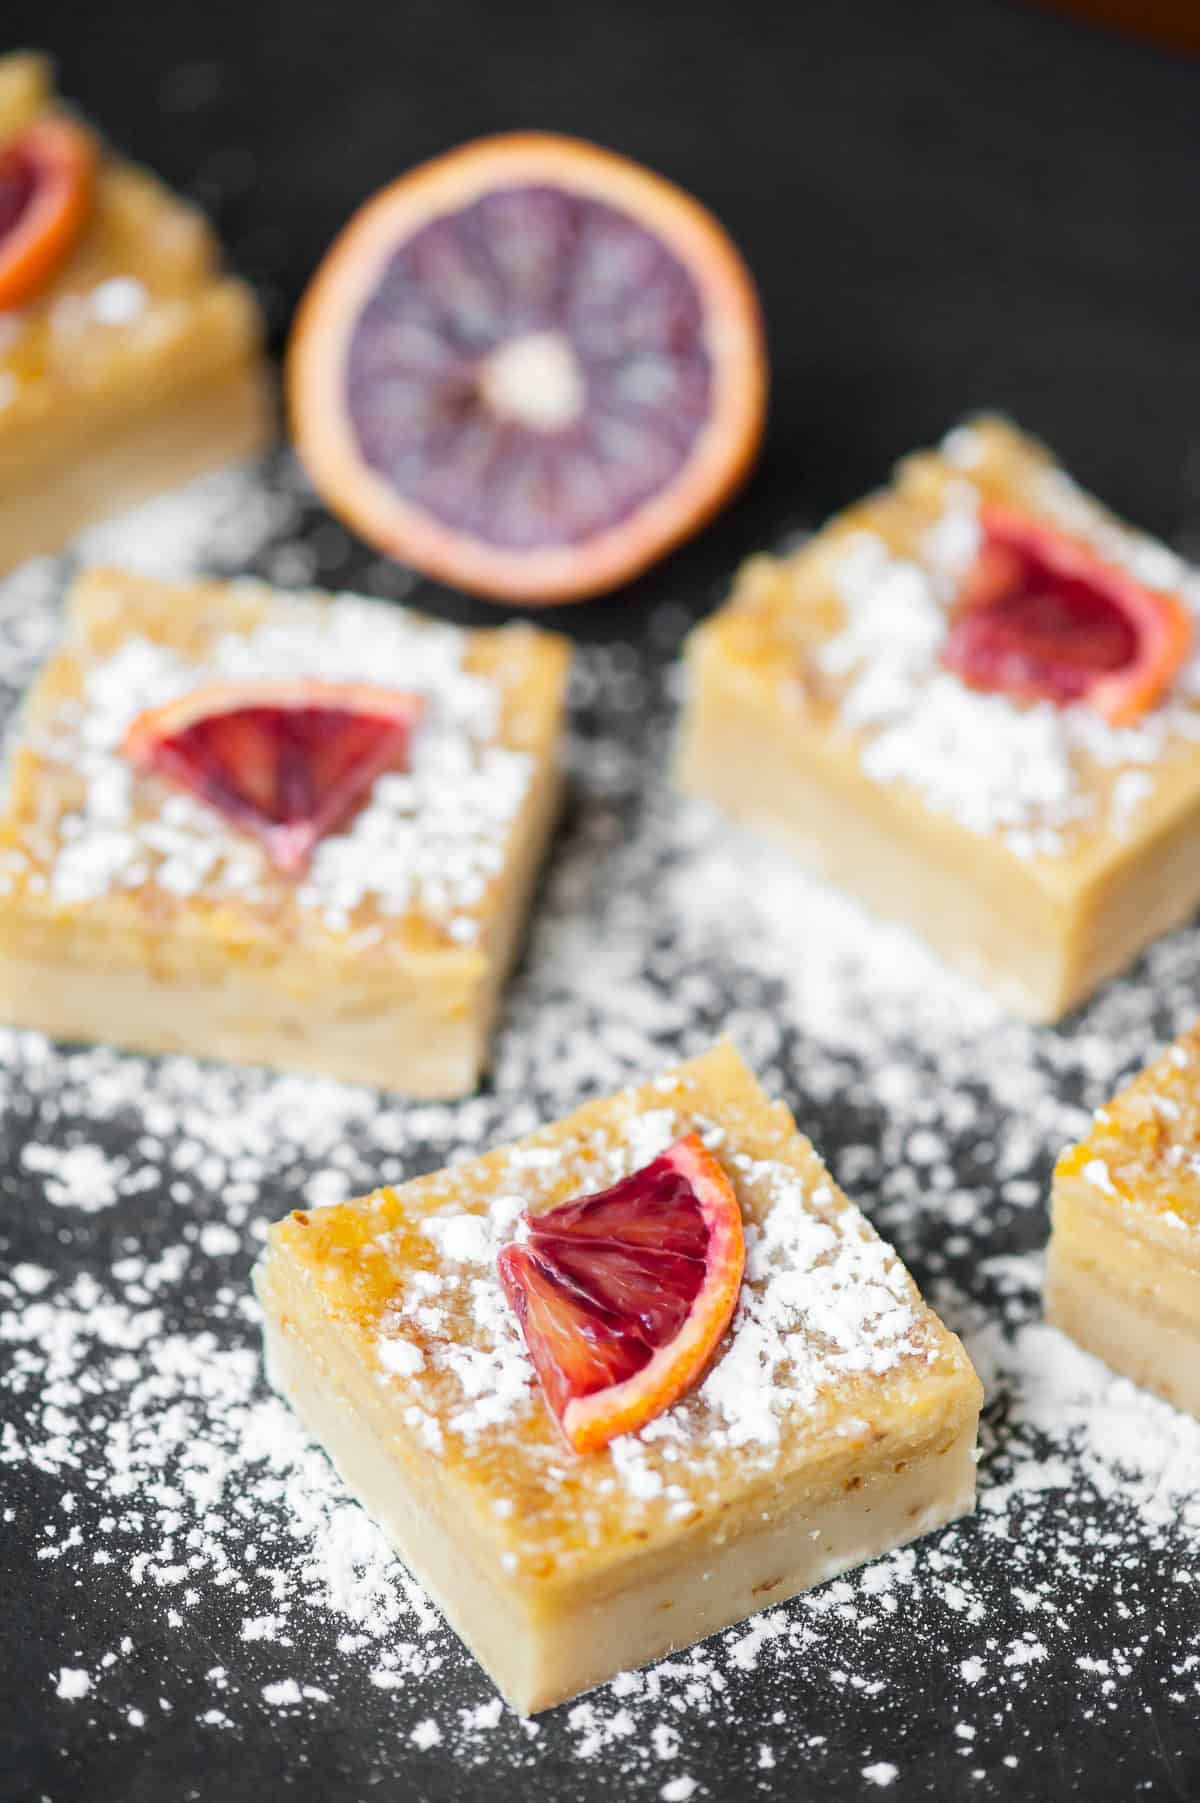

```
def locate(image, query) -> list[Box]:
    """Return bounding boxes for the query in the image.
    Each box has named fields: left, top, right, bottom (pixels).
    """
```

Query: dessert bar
left=0, top=566, right=569, bottom=1095
left=1047, top=1022, right=1200, bottom=1417
left=256, top=1041, right=982, bottom=1711
left=0, top=52, right=270, bottom=572
left=677, top=416, right=1200, bottom=1020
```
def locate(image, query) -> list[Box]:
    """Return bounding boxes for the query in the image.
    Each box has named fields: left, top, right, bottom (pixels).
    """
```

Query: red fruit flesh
left=498, top=1152, right=709, bottom=1412
left=0, top=118, right=96, bottom=310
left=498, top=1247, right=656, bottom=1421
left=138, top=699, right=417, bottom=874
left=946, top=543, right=1134, bottom=705
left=0, top=145, right=36, bottom=242
left=943, top=505, right=1190, bottom=721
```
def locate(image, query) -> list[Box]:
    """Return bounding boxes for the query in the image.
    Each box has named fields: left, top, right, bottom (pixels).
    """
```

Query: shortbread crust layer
left=255, top=1042, right=982, bottom=1711
left=1045, top=1245, right=1200, bottom=1419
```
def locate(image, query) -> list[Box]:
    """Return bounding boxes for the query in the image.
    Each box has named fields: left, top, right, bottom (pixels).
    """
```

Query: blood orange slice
left=943, top=504, right=1192, bottom=725
left=288, top=133, right=766, bottom=605
left=122, top=680, right=424, bottom=875
left=497, top=1132, right=745, bottom=1453
left=0, top=116, right=96, bottom=310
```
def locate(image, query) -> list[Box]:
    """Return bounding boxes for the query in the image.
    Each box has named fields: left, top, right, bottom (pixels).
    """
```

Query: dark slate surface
left=2, top=2, right=1199, bottom=1799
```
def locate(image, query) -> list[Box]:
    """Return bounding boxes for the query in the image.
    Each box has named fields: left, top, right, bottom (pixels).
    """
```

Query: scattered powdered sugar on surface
left=815, top=437, right=1200, bottom=859
left=4, top=457, right=1200, bottom=1796
left=22, top=1139, right=128, bottom=1211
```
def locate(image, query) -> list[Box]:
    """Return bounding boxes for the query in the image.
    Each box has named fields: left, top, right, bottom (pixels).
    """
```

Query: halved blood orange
left=943, top=504, right=1192, bottom=726
left=287, top=133, right=767, bottom=605
left=122, top=680, right=424, bottom=875
left=0, top=116, right=97, bottom=310
left=497, top=1132, right=745, bottom=1453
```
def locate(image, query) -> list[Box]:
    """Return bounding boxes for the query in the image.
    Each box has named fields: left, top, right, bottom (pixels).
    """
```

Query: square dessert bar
left=1047, top=1023, right=1200, bottom=1417
left=0, top=53, right=270, bottom=572
left=255, top=1041, right=982, bottom=1712
left=0, top=566, right=569, bottom=1096
left=677, top=415, right=1200, bottom=1021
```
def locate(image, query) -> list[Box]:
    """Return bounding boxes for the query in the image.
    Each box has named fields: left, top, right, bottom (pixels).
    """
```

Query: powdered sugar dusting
left=701, top=1164, right=922, bottom=1449
left=20, top=575, right=535, bottom=939
left=810, top=429, right=1200, bottom=858
left=3, top=457, right=1200, bottom=1794
left=364, top=1099, right=930, bottom=1478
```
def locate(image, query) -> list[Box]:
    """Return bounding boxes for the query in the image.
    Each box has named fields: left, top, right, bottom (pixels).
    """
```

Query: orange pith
left=287, top=132, right=767, bottom=605
left=945, top=503, right=1192, bottom=726
left=497, top=1131, right=745, bottom=1455
left=0, top=116, right=97, bottom=310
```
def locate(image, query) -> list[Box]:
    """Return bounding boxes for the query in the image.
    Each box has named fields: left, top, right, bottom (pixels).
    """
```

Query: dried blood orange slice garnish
left=497, top=1132, right=745, bottom=1454
left=943, top=503, right=1192, bottom=726
left=0, top=116, right=96, bottom=310
left=122, top=680, right=424, bottom=876
left=288, top=133, right=766, bottom=605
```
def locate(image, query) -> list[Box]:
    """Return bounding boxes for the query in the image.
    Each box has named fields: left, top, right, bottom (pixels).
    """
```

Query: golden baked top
left=0, top=566, right=570, bottom=958
left=1056, top=1021, right=1200, bottom=1236
left=692, top=415, right=1200, bottom=872
left=259, top=1042, right=980, bottom=1584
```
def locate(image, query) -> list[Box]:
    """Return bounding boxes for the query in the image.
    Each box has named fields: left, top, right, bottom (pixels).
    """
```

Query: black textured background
left=2, top=2, right=1200, bottom=1800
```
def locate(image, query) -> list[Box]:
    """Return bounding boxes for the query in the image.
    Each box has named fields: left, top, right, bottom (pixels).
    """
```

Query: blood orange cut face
left=122, top=680, right=424, bottom=875
left=288, top=134, right=766, bottom=604
left=497, top=1132, right=745, bottom=1454
left=344, top=187, right=712, bottom=553
left=943, top=505, right=1192, bottom=725
left=0, top=116, right=96, bottom=310
left=0, top=144, right=34, bottom=240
